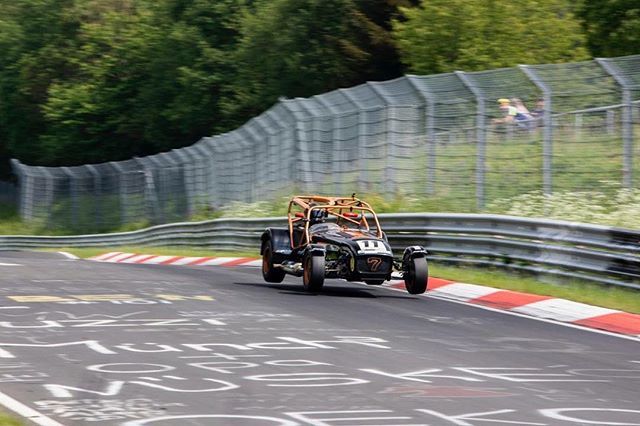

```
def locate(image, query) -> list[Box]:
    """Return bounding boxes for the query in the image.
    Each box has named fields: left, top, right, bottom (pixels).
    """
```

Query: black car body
left=260, top=195, right=428, bottom=294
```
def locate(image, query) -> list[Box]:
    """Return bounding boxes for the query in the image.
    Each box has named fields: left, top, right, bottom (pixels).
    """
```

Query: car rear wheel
left=404, top=257, right=428, bottom=294
left=303, top=254, right=325, bottom=292
left=262, top=240, right=286, bottom=283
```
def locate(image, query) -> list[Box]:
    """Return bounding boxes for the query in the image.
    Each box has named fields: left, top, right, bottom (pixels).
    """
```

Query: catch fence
left=0, top=181, right=16, bottom=206
left=11, top=54, right=640, bottom=232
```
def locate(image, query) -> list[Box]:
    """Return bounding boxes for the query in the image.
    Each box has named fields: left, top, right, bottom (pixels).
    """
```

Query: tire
left=262, top=240, right=286, bottom=283
left=364, top=279, right=385, bottom=285
left=303, top=254, right=325, bottom=292
left=404, top=257, right=428, bottom=294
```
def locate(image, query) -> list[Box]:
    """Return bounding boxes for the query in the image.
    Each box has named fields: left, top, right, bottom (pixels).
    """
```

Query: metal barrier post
left=280, top=99, right=314, bottom=192
left=60, top=167, right=77, bottom=227
left=406, top=75, right=436, bottom=195
left=314, top=96, right=343, bottom=195
left=340, top=89, right=373, bottom=193
left=37, top=167, right=56, bottom=225
left=108, top=161, right=128, bottom=226
left=191, top=142, right=215, bottom=207
left=10, top=160, right=27, bottom=220
left=519, top=65, right=553, bottom=196
left=456, top=71, right=487, bottom=209
left=597, top=58, right=634, bottom=188
left=85, top=165, right=102, bottom=227
left=368, top=83, right=395, bottom=197
left=171, top=149, right=195, bottom=216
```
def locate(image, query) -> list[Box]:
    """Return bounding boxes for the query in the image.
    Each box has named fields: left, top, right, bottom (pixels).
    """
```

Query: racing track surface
left=0, top=251, right=638, bottom=426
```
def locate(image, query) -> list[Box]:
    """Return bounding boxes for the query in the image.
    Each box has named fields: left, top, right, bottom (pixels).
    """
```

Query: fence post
left=203, top=137, right=225, bottom=207
left=284, top=99, right=317, bottom=193
left=108, top=161, right=128, bottom=226
left=597, top=58, right=634, bottom=188
left=143, top=155, right=166, bottom=223
left=10, top=160, right=27, bottom=220
left=38, top=166, right=56, bottom=225
left=60, top=167, right=78, bottom=228
left=238, top=125, right=260, bottom=202
left=85, top=164, right=102, bottom=228
left=406, top=75, right=436, bottom=195
left=314, top=96, right=343, bottom=195
left=191, top=142, right=214, bottom=208
left=183, top=145, right=208, bottom=213
left=270, top=104, right=298, bottom=194
left=368, top=83, right=395, bottom=197
left=519, top=65, right=553, bottom=196
left=455, top=71, right=487, bottom=209
left=171, top=149, right=195, bottom=216
left=339, top=89, right=372, bottom=193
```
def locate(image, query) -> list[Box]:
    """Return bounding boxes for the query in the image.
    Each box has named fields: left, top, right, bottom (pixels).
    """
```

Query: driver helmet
left=309, top=208, right=326, bottom=225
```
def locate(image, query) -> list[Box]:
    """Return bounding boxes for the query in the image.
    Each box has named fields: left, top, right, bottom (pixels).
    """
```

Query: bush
left=487, top=181, right=640, bottom=229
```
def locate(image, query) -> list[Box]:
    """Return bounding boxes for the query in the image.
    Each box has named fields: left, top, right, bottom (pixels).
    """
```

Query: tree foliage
left=0, top=0, right=635, bottom=179
left=577, top=0, right=640, bottom=57
left=228, top=0, right=403, bottom=117
left=392, top=0, right=590, bottom=74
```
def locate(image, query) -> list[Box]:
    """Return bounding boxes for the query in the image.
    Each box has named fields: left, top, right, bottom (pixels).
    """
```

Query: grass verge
left=51, top=246, right=640, bottom=314
left=0, top=413, right=23, bottom=425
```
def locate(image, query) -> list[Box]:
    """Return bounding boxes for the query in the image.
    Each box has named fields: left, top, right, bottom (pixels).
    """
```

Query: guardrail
left=1, top=214, right=638, bottom=290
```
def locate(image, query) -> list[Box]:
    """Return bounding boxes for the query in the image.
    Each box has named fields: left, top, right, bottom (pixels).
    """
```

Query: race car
left=260, top=195, right=428, bottom=294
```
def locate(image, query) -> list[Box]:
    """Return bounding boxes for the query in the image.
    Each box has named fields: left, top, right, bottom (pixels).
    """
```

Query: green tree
left=0, top=0, right=247, bottom=170
left=393, top=0, right=590, bottom=74
left=0, top=0, right=80, bottom=175
left=229, top=0, right=398, bottom=118
left=577, top=0, right=640, bottom=57
left=39, top=0, right=246, bottom=164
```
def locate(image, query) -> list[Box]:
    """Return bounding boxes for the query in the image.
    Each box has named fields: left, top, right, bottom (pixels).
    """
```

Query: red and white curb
left=89, top=252, right=640, bottom=339
left=89, top=252, right=262, bottom=267
left=385, top=278, right=640, bottom=338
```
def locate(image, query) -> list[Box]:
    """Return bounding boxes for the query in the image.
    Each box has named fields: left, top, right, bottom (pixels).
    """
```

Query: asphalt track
left=0, top=251, right=638, bottom=426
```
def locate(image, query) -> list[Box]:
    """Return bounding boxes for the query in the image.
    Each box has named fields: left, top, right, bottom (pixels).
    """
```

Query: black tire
left=262, top=240, right=286, bottom=283
left=364, top=279, right=385, bottom=285
left=404, top=257, right=428, bottom=294
left=303, top=254, right=325, bottom=292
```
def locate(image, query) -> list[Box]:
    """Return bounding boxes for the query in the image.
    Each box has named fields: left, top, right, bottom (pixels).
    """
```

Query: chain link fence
left=0, top=181, right=16, bottom=206
left=11, top=54, right=640, bottom=232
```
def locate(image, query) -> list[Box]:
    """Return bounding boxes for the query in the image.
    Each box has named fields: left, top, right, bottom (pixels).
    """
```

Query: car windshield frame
left=287, top=196, right=384, bottom=249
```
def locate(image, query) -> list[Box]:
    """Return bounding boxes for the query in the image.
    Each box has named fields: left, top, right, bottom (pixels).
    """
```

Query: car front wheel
left=404, top=257, right=428, bottom=294
left=303, top=254, right=325, bottom=292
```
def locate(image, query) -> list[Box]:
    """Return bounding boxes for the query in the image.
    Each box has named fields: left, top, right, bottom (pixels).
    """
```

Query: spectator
left=492, top=98, right=517, bottom=124
left=511, top=98, right=534, bottom=121
left=531, top=98, right=545, bottom=119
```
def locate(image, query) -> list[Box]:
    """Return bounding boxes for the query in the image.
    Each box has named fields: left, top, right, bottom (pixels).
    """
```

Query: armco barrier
left=1, top=214, right=638, bottom=290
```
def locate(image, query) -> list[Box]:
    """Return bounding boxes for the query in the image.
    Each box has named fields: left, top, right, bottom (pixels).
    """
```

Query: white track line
left=103, top=252, right=136, bottom=262
left=199, top=257, right=242, bottom=266
left=91, top=252, right=122, bottom=261
left=135, top=255, right=174, bottom=264
left=240, top=260, right=262, bottom=267
left=377, top=283, right=640, bottom=343
left=57, top=251, right=79, bottom=260
left=512, top=299, right=620, bottom=323
left=0, top=390, right=63, bottom=426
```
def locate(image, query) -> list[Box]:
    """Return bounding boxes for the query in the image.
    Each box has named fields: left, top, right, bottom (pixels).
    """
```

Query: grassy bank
left=54, top=246, right=640, bottom=314
left=0, top=413, right=23, bottom=425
